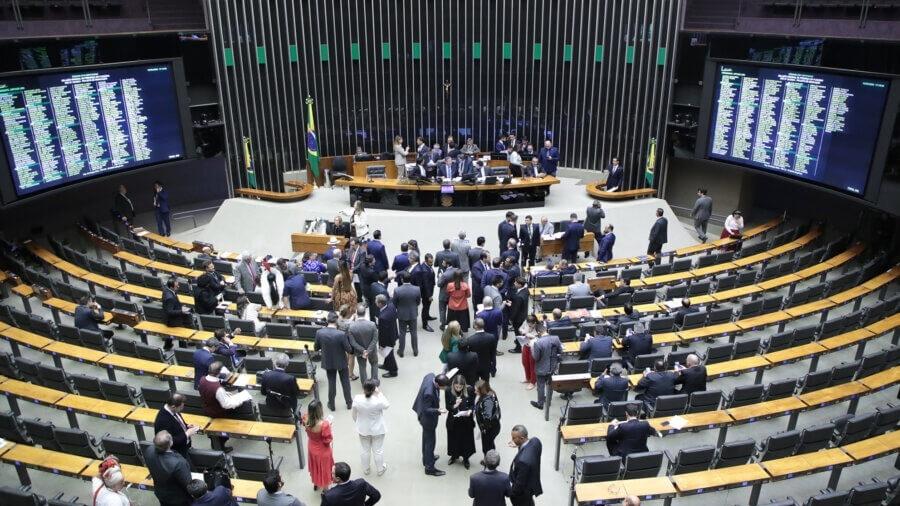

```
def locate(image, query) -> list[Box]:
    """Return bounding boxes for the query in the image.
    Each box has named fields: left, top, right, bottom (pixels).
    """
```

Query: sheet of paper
left=667, top=415, right=688, bottom=430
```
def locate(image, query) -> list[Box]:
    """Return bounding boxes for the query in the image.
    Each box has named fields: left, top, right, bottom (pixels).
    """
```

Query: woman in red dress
left=303, top=400, right=334, bottom=491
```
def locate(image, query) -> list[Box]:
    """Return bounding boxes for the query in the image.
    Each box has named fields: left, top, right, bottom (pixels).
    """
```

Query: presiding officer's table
left=333, top=175, right=560, bottom=210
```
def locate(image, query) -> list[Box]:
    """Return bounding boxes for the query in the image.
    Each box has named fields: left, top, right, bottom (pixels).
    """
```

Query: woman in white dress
left=344, top=200, right=369, bottom=238
left=351, top=379, right=390, bottom=476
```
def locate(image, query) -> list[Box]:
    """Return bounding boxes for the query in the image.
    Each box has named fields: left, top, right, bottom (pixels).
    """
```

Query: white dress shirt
left=351, top=392, right=390, bottom=436
left=724, top=215, right=745, bottom=235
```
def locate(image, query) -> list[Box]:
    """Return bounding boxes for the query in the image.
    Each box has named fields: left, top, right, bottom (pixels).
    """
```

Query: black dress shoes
left=425, top=468, right=446, bottom=477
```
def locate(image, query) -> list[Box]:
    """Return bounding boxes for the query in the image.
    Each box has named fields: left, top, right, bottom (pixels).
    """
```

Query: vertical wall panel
left=206, top=0, right=681, bottom=192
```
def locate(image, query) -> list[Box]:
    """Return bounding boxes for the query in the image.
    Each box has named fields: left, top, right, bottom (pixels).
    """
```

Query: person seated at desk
left=673, top=298, right=699, bottom=327
left=597, top=277, right=634, bottom=307
left=534, top=259, right=559, bottom=278
left=567, top=273, right=592, bottom=298
left=614, top=302, right=644, bottom=330
left=187, top=478, right=237, bottom=506
left=353, top=146, right=369, bottom=161
left=75, top=295, right=113, bottom=339
left=461, top=137, right=479, bottom=156
left=327, top=215, right=352, bottom=239
left=302, top=253, right=327, bottom=274
left=557, top=259, right=578, bottom=276
left=436, top=156, right=458, bottom=180
left=579, top=331, right=613, bottom=360
left=675, top=353, right=707, bottom=396
left=620, top=321, right=653, bottom=369
left=260, top=353, right=303, bottom=414
left=606, top=403, right=659, bottom=458
left=593, top=362, right=629, bottom=406
left=545, top=308, right=571, bottom=330
left=635, top=359, right=677, bottom=412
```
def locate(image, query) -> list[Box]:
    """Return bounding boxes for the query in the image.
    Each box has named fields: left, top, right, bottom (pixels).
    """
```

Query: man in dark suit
left=538, top=139, right=559, bottom=176
left=476, top=298, right=504, bottom=367
left=635, top=359, right=677, bottom=412
left=598, top=277, right=633, bottom=307
left=315, top=312, right=354, bottom=411
left=584, top=201, right=606, bottom=255
left=391, top=242, right=411, bottom=275
left=468, top=236, right=486, bottom=271
left=561, top=213, right=585, bottom=263
left=481, top=258, right=508, bottom=298
left=691, top=188, right=713, bottom=243
left=606, top=403, right=658, bottom=457
left=579, top=332, right=613, bottom=360
left=466, top=318, right=498, bottom=382
left=321, top=461, right=381, bottom=505
left=593, top=362, right=630, bottom=407
left=437, top=155, right=458, bottom=180
left=518, top=215, right=541, bottom=268
left=375, top=295, right=399, bottom=378
left=509, top=425, right=543, bottom=506
left=392, top=272, right=422, bottom=357
left=282, top=267, right=311, bottom=310
left=367, top=230, right=390, bottom=274
left=153, top=180, right=171, bottom=236
left=470, top=252, right=489, bottom=310
left=412, top=372, right=451, bottom=476
left=161, top=278, right=187, bottom=349
left=507, top=277, right=530, bottom=353
left=410, top=252, right=437, bottom=330
left=597, top=225, right=616, bottom=263
left=74, top=295, right=112, bottom=338
left=673, top=298, right=699, bottom=327
left=497, top=211, right=518, bottom=253
left=144, top=430, right=192, bottom=505
left=675, top=353, right=707, bottom=396
left=621, top=321, right=653, bottom=369
left=469, top=449, right=510, bottom=506
left=113, top=184, right=135, bottom=226
left=368, top=271, right=389, bottom=321
left=260, top=353, right=302, bottom=413
left=604, top=157, right=624, bottom=191
left=647, top=208, right=668, bottom=257
left=447, top=340, right=479, bottom=385
left=435, top=238, right=461, bottom=269
left=153, top=394, right=199, bottom=459
left=192, top=338, right=221, bottom=389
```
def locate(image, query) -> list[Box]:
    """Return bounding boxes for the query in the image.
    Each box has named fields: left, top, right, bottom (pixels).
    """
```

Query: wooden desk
left=735, top=312, right=791, bottom=330
left=841, top=431, right=900, bottom=462
left=100, top=354, right=170, bottom=375
left=864, top=312, right=900, bottom=336
left=81, top=461, right=152, bottom=487
left=0, top=378, right=68, bottom=405
left=678, top=323, right=740, bottom=343
left=819, top=328, right=876, bottom=352
left=42, top=298, right=113, bottom=324
left=255, top=337, right=314, bottom=353
left=114, top=251, right=153, bottom=267
left=857, top=367, right=900, bottom=392
left=758, top=274, right=801, bottom=290
left=797, top=382, right=868, bottom=408
left=25, top=240, right=61, bottom=264
left=651, top=410, right=734, bottom=435
left=82, top=273, right=125, bottom=290
left=126, top=407, right=211, bottom=429
left=147, top=260, right=194, bottom=276
left=575, top=476, right=676, bottom=504
left=672, top=463, right=769, bottom=494
left=541, top=232, right=595, bottom=256
left=727, top=397, right=807, bottom=423
left=707, top=355, right=769, bottom=378
left=291, top=232, right=336, bottom=254
left=134, top=321, right=198, bottom=339
left=204, top=419, right=295, bottom=442
left=763, top=343, right=827, bottom=366
left=0, top=326, right=54, bottom=350
left=44, top=341, right=108, bottom=364
left=761, top=448, right=851, bottom=480
left=0, top=443, right=92, bottom=478
left=56, top=395, right=136, bottom=421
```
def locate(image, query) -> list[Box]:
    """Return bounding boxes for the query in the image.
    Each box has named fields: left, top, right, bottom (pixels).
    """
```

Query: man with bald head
left=144, top=430, right=192, bottom=505
left=675, top=353, right=707, bottom=396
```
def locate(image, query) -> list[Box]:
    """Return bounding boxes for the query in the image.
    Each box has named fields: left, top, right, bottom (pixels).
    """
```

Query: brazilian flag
left=645, top=137, right=656, bottom=186
left=305, top=96, right=320, bottom=180
left=242, top=136, right=257, bottom=188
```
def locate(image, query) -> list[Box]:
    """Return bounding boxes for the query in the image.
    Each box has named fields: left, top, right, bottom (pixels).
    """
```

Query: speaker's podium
left=291, top=219, right=337, bottom=254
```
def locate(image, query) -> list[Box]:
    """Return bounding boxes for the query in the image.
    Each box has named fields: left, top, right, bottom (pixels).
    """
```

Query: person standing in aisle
left=691, top=188, right=713, bottom=243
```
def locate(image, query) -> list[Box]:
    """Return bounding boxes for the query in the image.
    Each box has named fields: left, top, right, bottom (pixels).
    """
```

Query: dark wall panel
left=205, top=0, right=682, bottom=194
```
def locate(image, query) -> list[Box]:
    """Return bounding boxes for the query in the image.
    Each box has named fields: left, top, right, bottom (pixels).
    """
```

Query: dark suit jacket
left=435, top=249, right=461, bottom=269
left=498, top=221, right=518, bottom=251
left=579, top=336, right=613, bottom=360
left=410, top=263, right=436, bottom=301
left=326, top=221, right=352, bottom=238
left=162, top=287, right=186, bottom=327
left=606, top=419, right=655, bottom=457
left=191, top=485, right=237, bottom=506
left=562, top=222, right=585, bottom=254
left=321, top=478, right=381, bottom=506
left=74, top=305, right=104, bottom=332
left=674, top=306, right=699, bottom=326
left=192, top=348, right=216, bottom=389
left=154, top=189, right=170, bottom=214
left=468, top=247, right=485, bottom=269
left=143, top=446, right=192, bottom=506
left=584, top=206, right=606, bottom=235
left=469, top=469, right=511, bottom=506
left=675, top=366, right=707, bottom=396
left=315, top=327, right=352, bottom=370
left=466, top=331, right=498, bottom=375
left=510, top=438, right=543, bottom=499
left=368, top=282, right=388, bottom=306
left=636, top=371, right=677, bottom=406
left=391, top=253, right=410, bottom=274
left=622, top=331, right=654, bottom=363
left=648, top=217, right=668, bottom=245
left=114, top=192, right=135, bottom=219
left=377, top=303, right=399, bottom=346
left=413, top=373, right=441, bottom=428
left=392, top=283, right=421, bottom=321
left=598, top=232, right=616, bottom=262
left=605, top=164, right=624, bottom=190
left=509, top=287, right=529, bottom=330
left=518, top=223, right=541, bottom=250
left=367, top=240, right=389, bottom=274
left=153, top=408, right=192, bottom=456
left=593, top=375, right=630, bottom=406
left=446, top=350, right=479, bottom=385
left=260, top=368, right=302, bottom=412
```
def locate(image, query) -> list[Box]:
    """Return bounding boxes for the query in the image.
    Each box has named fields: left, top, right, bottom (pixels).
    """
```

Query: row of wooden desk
left=0, top=373, right=307, bottom=468
left=572, top=429, right=900, bottom=505
left=0, top=441, right=263, bottom=502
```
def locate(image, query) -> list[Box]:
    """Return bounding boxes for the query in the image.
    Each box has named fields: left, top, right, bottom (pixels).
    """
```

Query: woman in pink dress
left=303, top=400, right=334, bottom=491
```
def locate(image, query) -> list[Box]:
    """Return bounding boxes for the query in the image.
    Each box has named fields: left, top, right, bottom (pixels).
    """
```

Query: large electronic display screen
left=706, top=62, right=890, bottom=195
left=0, top=61, right=186, bottom=197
